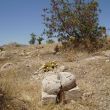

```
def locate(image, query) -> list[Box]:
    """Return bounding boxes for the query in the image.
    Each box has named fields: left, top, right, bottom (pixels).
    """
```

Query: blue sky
left=0, top=0, right=110, bottom=45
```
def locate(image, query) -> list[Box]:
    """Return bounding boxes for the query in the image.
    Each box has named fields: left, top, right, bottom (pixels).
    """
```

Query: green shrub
left=46, top=39, right=55, bottom=44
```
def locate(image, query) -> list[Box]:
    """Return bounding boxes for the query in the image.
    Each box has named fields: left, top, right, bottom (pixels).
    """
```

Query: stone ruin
left=42, top=71, right=79, bottom=105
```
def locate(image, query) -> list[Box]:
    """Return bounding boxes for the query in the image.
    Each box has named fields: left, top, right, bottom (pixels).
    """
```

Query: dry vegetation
left=0, top=43, right=110, bottom=110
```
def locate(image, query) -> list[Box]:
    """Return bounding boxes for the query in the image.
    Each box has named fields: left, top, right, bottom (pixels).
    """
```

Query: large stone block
left=42, top=92, right=57, bottom=105
left=42, top=74, right=61, bottom=95
left=58, top=72, right=76, bottom=91
left=42, top=71, right=78, bottom=105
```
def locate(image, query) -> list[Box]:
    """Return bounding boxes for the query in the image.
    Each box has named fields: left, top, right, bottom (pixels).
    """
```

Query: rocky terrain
left=0, top=43, right=110, bottom=110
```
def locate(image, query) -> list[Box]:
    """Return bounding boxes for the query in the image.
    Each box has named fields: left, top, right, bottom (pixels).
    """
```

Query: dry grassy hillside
left=0, top=43, right=110, bottom=110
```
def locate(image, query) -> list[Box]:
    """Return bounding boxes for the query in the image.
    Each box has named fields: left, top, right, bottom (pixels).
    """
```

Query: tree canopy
left=43, top=0, right=106, bottom=49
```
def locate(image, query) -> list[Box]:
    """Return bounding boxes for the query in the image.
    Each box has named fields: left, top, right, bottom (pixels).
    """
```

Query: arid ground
left=0, top=43, right=110, bottom=110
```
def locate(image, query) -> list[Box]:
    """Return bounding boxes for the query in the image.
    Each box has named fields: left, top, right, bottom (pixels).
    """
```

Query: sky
left=0, top=0, right=110, bottom=45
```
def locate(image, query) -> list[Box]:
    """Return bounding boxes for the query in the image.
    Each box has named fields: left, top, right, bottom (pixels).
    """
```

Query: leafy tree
left=36, top=36, right=44, bottom=45
left=29, top=33, right=36, bottom=44
left=42, top=0, right=106, bottom=49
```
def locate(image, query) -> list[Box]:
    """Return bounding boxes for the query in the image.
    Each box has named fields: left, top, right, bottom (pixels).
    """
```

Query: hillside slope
left=0, top=44, right=110, bottom=110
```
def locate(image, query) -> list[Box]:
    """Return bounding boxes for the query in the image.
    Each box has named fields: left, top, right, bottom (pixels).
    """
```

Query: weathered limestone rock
left=1, top=63, right=14, bottom=71
left=66, top=86, right=81, bottom=101
left=102, top=50, right=110, bottom=57
left=0, top=51, right=6, bottom=57
left=42, top=74, right=61, bottom=95
left=42, top=92, right=57, bottom=105
left=42, top=71, right=78, bottom=105
left=59, top=72, right=76, bottom=91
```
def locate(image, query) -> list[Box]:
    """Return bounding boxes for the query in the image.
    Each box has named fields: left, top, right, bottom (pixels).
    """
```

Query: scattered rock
left=0, top=51, right=6, bottom=57
left=106, top=59, right=110, bottom=62
left=84, top=56, right=106, bottom=61
left=82, top=92, right=94, bottom=100
left=102, top=50, right=110, bottom=57
left=19, top=50, right=26, bottom=56
left=1, top=63, right=14, bottom=71
left=11, top=50, right=18, bottom=54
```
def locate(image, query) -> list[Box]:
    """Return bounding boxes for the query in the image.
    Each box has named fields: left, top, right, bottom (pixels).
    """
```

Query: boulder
left=1, top=63, right=14, bottom=71
left=58, top=72, right=76, bottom=91
left=42, top=74, right=61, bottom=95
left=0, top=51, right=6, bottom=57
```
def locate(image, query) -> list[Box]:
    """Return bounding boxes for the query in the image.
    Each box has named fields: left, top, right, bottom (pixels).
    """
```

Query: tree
left=29, top=33, right=36, bottom=44
left=36, top=36, right=44, bottom=45
left=42, top=0, right=106, bottom=49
